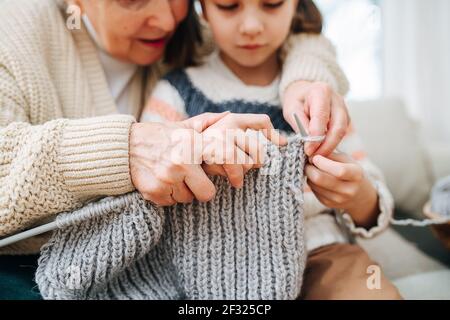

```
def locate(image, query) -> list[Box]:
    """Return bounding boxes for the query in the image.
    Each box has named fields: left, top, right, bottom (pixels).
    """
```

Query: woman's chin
left=129, top=50, right=164, bottom=66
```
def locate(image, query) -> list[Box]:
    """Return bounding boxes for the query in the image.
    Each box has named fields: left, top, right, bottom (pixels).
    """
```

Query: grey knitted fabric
left=431, top=175, right=450, bottom=218
left=36, top=137, right=307, bottom=300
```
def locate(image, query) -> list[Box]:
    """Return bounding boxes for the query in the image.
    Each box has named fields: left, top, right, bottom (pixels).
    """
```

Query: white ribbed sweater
left=0, top=0, right=349, bottom=254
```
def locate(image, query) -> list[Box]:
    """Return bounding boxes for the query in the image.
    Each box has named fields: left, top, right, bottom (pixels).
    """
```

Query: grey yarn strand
left=36, top=136, right=307, bottom=300
left=391, top=175, right=450, bottom=227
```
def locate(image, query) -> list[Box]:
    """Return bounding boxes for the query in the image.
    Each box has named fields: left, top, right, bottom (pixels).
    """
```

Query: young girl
left=141, top=0, right=401, bottom=300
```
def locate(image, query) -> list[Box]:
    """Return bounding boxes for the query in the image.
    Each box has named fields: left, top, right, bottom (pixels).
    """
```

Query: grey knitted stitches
left=36, top=137, right=306, bottom=300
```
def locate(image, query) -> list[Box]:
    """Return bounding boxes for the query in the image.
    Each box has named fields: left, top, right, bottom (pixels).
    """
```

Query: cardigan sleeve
left=0, top=64, right=136, bottom=238
left=335, top=125, right=394, bottom=238
left=279, top=33, right=350, bottom=97
left=341, top=161, right=394, bottom=238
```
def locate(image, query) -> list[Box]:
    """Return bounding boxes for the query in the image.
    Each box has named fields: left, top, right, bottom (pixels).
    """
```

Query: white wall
left=382, top=0, right=450, bottom=143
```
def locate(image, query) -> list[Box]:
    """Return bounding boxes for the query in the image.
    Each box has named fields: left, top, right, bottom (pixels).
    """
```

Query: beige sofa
left=348, top=99, right=450, bottom=300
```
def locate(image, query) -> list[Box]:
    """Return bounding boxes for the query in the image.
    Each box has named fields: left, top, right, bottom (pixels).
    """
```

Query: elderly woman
left=0, top=0, right=349, bottom=256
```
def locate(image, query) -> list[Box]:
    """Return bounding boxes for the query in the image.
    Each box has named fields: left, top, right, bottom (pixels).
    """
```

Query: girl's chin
left=230, top=54, right=273, bottom=69
left=235, top=59, right=269, bottom=69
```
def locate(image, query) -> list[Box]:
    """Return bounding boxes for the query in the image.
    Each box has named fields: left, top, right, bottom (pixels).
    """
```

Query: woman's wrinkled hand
left=129, top=112, right=287, bottom=206
left=129, top=113, right=228, bottom=206
left=201, top=113, right=287, bottom=188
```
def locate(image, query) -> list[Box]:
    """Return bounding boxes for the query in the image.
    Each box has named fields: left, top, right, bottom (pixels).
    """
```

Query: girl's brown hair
left=164, top=0, right=204, bottom=68
left=291, top=0, right=323, bottom=34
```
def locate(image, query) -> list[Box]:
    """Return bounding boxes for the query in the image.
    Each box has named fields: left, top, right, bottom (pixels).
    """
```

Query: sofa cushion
left=358, top=227, right=447, bottom=280
left=348, top=99, right=434, bottom=215
left=393, top=270, right=450, bottom=300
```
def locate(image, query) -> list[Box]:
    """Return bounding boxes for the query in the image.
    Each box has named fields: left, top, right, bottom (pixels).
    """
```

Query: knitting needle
left=292, top=113, right=326, bottom=143
left=0, top=196, right=131, bottom=248
left=0, top=220, right=57, bottom=248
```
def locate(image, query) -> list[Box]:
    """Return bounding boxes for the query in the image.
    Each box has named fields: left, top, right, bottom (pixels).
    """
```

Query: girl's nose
left=239, top=14, right=264, bottom=37
left=146, top=0, right=176, bottom=32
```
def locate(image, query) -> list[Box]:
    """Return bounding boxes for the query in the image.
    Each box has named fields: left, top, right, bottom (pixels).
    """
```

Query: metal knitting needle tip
left=292, top=113, right=326, bottom=143
left=293, top=113, right=308, bottom=138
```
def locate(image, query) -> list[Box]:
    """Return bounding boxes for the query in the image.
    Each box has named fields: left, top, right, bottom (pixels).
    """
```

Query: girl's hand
left=305, top=152, right=379, bottom=228
left=201, top=113, right=287, bottom=188
left=282, top=81, right=350, bottom=157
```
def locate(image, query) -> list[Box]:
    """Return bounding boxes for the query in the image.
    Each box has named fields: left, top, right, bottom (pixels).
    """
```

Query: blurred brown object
left=423, top=201, right=450, bottom=250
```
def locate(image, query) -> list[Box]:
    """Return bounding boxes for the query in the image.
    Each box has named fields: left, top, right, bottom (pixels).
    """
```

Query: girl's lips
left=139, top=38, right=166, bottom=48
left=240, top=44, right=263, bottom=50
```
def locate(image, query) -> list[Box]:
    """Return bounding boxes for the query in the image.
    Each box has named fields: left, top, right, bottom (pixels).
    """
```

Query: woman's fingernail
left=234, top=180, right=243, bottom=189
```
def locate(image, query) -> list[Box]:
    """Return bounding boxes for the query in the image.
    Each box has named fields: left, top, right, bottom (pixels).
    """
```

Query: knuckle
left=331, top=193, right=344, bottom=204
left=350, top=185, right=359, bottom=196
left=282, top=108, right=291, bottom=119
left=258, top=114, right=271, bottom=126
left=180, top=196, right=194, bottom=204
left=155, top=169, right=175, bottom=184
left=314, top=82, right=332, bottom=95
left=165, top=199, right=176, bottom=207
left=312, top=171, right=321, bottom=183
left=146, top=187, right=165, bottom=198
left=315, top=106, right=330, bottom=117
left=334, top=125, right=347, bottom=139
left=343, top=186, right=356, bottom=198
left=261, top=114, right=271, bottom=122
left=145, top=182, right=168, bottom=198
left=336, top=196, right=346, bottom=205
left=141, top=192, right=153, bottom=202
left=309, top=171, right=320, bottom=184
left=336, top=168, right=347, bottom=179
left=353, top=170, right=363, bottom=182
left=167, top=161, right=183, bottom=172
left=228, top=113, right=237, bottom=122
left=226, top=166, right=241, bottom=179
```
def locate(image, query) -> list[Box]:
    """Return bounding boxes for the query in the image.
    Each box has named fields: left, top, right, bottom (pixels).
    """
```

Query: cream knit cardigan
left=0, top=0, right=349, bottom=254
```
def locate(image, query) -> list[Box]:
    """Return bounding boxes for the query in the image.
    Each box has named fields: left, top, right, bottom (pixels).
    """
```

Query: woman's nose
left=146, top=0, right=176, bottom=32
left=239, top=14, right=264, bottom=37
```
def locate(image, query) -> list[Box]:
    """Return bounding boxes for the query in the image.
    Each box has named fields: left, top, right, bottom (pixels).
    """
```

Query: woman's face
left=74, top=0, right=189, bottom=65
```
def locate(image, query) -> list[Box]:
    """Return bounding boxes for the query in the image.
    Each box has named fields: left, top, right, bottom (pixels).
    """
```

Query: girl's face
left=202, top=0, right=298, bottom=69
left=73, top=0, right=189, bottom=65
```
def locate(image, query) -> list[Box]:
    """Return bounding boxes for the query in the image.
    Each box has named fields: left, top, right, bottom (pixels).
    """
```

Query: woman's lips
left=139, top=38, right=166, bottom=48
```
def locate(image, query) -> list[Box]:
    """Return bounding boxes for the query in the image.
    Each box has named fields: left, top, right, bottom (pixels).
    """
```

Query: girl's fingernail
left=311, top=155, right=320, bottom=165
left=305, top=147, right=311, bottom=156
